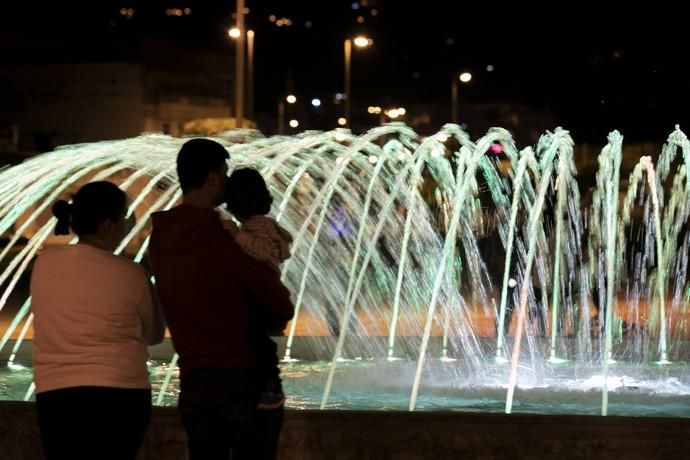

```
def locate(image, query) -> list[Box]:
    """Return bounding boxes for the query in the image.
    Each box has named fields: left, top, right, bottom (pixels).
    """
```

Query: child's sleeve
left=235, top=229, right=274, bottom=262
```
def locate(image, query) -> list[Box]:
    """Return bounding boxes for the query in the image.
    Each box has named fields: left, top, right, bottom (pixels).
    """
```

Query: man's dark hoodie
left=149, top=205, right=294, bottom=377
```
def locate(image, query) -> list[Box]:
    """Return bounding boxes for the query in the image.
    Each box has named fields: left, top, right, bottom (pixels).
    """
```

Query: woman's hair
left=52, top=181, right=127, bottom=236
left=225, top=168, right=273, bottom=219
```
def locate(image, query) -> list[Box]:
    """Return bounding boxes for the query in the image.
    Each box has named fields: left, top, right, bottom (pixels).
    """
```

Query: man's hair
left=176, top=138, right=229, bottom=192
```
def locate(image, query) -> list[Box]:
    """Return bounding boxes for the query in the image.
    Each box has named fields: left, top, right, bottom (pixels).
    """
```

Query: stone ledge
left=1, top=402, right=689, bottom=459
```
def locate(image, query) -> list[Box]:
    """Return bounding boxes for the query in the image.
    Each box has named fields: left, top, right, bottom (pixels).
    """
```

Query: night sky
left=2, top=1, right=689, bottom=143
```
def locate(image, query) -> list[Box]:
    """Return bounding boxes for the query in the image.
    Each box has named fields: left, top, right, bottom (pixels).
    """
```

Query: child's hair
left=225, top=168, right=273, bottom=218
left=52, top=181, right=127, bottom=236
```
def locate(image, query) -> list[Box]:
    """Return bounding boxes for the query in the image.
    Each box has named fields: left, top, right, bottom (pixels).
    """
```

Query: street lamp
left=278, top=95, right=297, bottom=134
left=246, top=30, right=255, bottom=122
left=228, top=25, right=254, bottom=126
left=451, top=71, right=472, bottom=124
left=344, top=35, right=372, bottom=127
left=234, top=0, right=246, bottom=127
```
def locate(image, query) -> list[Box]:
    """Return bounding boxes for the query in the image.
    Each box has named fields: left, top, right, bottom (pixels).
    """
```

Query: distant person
left=31, top=181, right=165, bottom=460
left=224, top=168, right=292, bottom=411
left=148, top=139, right=294, bottom=460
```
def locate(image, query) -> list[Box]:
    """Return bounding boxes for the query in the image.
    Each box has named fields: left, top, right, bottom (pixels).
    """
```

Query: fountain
left=1, top=124, right=690, bottom=419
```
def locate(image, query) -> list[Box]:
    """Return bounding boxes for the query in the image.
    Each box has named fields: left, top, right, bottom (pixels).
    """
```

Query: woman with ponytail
left=30, top=181, right=165, bottom=460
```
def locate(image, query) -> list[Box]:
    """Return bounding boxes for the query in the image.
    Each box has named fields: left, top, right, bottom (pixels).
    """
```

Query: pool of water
left=2, top=359, right=690, bottom=417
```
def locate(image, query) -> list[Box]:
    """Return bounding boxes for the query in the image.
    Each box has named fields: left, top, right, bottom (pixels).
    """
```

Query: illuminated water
left=1, top=359, right=690, bottom=417
left=1, top=124, right=690, bottom=416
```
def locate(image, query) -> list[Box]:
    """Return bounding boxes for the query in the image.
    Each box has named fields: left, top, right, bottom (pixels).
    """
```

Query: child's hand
left=222, top=219, right=240, bottom=235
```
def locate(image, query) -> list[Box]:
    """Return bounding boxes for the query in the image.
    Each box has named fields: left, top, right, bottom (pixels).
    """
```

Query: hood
left=150, top=205, right=223, bottom=255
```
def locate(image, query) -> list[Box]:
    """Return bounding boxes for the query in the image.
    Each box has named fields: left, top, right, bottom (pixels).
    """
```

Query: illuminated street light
left=344, top=35, right=372, bottom=126
left=452, top=72, right=474, bottom=123
left=353, top=36, right=371, bottom=48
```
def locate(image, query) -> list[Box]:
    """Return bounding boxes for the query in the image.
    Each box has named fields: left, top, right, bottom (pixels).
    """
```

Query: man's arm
left=137, top=271, right=166, bottom=346
left=233, top=249, right=294, bottom=330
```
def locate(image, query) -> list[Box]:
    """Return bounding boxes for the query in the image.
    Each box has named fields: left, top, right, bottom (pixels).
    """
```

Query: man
left=149, top=138, right=294, bottom=459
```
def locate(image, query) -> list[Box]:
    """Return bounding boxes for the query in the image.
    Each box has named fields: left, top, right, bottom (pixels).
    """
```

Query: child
left=224, top=168, right=293, bottom=410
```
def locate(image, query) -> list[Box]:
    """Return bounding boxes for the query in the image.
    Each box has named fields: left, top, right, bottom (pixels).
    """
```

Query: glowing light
left=459, top=72, right=472, bottom=83
left=386, top=109, right=400, bottom=119
left=437, top=133, right=448, bottom=142
left=353, top=36, right=370, bottom=48
left=337, top=117, right=347, bottom=126
left=334, top=132, right=347, bottom=142
left=311, top=98, right=321, bottom=107
left=228, top=27, right=241, bottom=38
left=289, top=119, right=299, bottom=128
left=356, top=16, right=365, bottom=23
left=269, top=15, right=276, bottom=22
left=286, top=95, right=297, bottom=104
left=368, top=155, right=378, bottom=164
left=486, top=64, right=495, bottom=72
left=490, top=143, right=504, bottom=154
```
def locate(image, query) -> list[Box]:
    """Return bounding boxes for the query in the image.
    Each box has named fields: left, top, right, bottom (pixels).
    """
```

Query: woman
left=31, top=181, right=165, bottom=460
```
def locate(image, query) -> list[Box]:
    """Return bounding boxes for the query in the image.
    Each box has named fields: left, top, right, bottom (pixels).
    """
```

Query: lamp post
left=278, top=94, right=296, bottom=134
left=343, top=36, right=372, bottom=127
left=451, top=71, right=472, bottom=124
left=234, top=0, right=246, bottom=128
left=247, top=29, right=255, bottom=123
left=229, top=25, right=255, bottom=127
